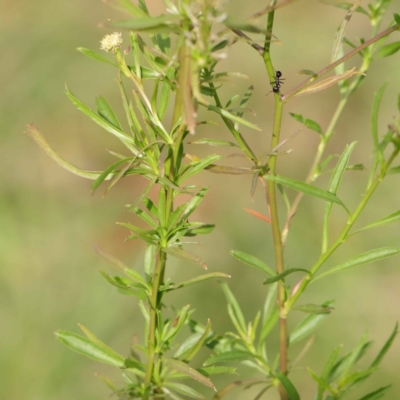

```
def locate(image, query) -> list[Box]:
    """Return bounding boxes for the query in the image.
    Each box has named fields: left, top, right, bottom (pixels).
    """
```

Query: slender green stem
left=284, top=147, right=400, bottom=314
left=263, top=3, right=288, bottom=399
left=145, top=250, right=166, bottom=386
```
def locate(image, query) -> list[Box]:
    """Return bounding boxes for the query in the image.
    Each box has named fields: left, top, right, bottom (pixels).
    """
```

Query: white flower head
left=100, top=32, right=123, bottom=53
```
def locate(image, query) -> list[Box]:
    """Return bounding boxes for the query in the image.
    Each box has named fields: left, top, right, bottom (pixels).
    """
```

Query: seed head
left=100, top=32, right=123, bottom=53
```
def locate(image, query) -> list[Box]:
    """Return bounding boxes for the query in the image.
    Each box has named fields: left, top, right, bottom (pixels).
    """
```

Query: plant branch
left=262, top=3, right=288, bottom=400
left=282, top=24, right=399, bottom=102
left=284, top=147, right=400, bottom=314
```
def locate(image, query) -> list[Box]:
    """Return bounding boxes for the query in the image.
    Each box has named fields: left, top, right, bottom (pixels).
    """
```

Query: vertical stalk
left=263, top=2, right=288, bottom=399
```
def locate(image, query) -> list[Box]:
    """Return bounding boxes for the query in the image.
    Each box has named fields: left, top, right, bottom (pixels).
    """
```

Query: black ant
left=267, top=70, right=285, bottom=95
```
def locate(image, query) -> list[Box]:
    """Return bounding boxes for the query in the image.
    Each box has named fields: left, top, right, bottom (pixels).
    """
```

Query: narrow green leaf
left=352, top=210, right=400, bottom=234
left=55, top=330, right=125, bottom=367
left=307, top=367, right=334, bottom=393
left=181, top=155, right=222, bottom=182
left=207, top=105, right=261, bottom=131
left=289, top=301, right=334, bottom=345
left=164, top=358, right=216, bottom=389
left=264, top=175, right=348, bottom=212
left=65, top=86, right=136, bottom=149
left=230, top=250, right=275, bottom=277
left=182, top=319, right=212, bottom=362
left=96, top=96, right=122, bottom=130
left=197, top=366, right=237, bottom=376
left=375, top=41, right=400, bottom=58
left=163, top=247, right=207, bottom=269
left=224, top=15, right=266, bottom=33
left=259, top=284, right=279, bottom=345
left=92, top=158, right=132, bottom=192
left=275, top=373, right=300, bottom=400
left=394, top=14, right=400, bottom=26
left=142, top=196, right=159, bottom=219
left=313, top=247, right=400, bottom=282
left=221, top=283, right=247, bottom=335
left=131, top=207, right=157, bottom=228
left=357, top=385, right=392, bottom=400
left=77, top=47, right=119, bottom=67
left=190, top=139, right=238, bottom=147
left=181, top=187, right=209, bottom=221
left=123, top=268, right=149, bottom=289
left=322, top=141, right=357, bottom=252
left=339, top=366, right=377, bottom=388
left=371, top=84, right=387, bottom=164
left=370, top=323, right=398, bottom=368
left=163, top=382, right=204, bottom=399
left=206, top=165, right=253, bottom=175
left=203, top=350, right=254, bottom=366
left=318, top=345, right=342, bottom=398
left=263, top=268, right=310, bottom=285
left=289, top=112, right=323, bottom=135
left=185, top=224, right=215, bottom=236
left=162, top=273, right=230, bottom=292
left=99, top=270, right=146, bottom=297
left=294, top=304, right=334, bottom=314
left=25, top=124, right=113, bottom=180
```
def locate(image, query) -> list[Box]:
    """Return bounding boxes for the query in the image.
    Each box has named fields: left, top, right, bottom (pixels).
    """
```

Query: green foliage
left=27, top=0, right=400, bottom=398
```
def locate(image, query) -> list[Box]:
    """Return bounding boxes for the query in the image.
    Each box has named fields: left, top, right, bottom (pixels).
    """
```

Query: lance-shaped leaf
left=352, top=210, right=400, bottom=235
left=181, top=155, right=222, bottom=181
left=181, top=187, right=208, bottom=221
left=370, top=323, right=398, bottom=368
left=77, top=47, right=119, bottom=67
left=111, top=15, right=181, bottom=33
left=118, top=0, right=147, bottom=17
left=375, top=41, right=400, bottom=58
left=65, top=86, right=136, bottom=149
left=131, top=207, right=157, bottom=228
left=331, top=0, right=362, bottom=63
left=263, top=268, right=310, bottom=285
left=127, top=65, right=161, bottom=79
left=317, top=345, right=342, bottom=398
left=259, top=284, right=279, bottom=345
left=100, top=270, right=146, bottom=296
left=92, top=158, right=133, bottom=192
left=313, top=247, right=400, bottom=282
left=357, top=385, right=392, bottom=400
left=371, top=84, right=387, bottom=164
left=164, top=358, right=216, bottom=390
left=198, top=366, right=237, bottom=377
left=275, top=373, right=300, bottom=400
left=190, top=139, right=239, bottom=147
left=294, top=304, right=334, bottom=314
left=230, top=250, right=275, bottom=276
left=322, top=142, right=357, bottom=252
left=203, top=350, right=254, bottom=366
left=161, top=273, right=230, bottom=292
left=294, top=67, right=365, bottom=97
left=207, top=105, right=261, bottom=131
left=96, top=96, right=122, bottom=130
left=25, top=124, right=113, bottom=180
left=307, top=368, right=334, bottom=394
left=55, top=330, right=125, bottom=367
left=180, top=319, right=212, bottom=362
left=264, top=174, right=348, bottom=211
left=289, top=301, right=334, bottom=345
left=224, top=15, right=266, bottom=33
left=213, top=379, right=267, bottom=400
left=163, top=247, right=207, bottom=269
left=205, top=165, right=253, bottom=175
left=221, top=283, right=247, bottom=335
left=289, top=112, right=323, bottom=136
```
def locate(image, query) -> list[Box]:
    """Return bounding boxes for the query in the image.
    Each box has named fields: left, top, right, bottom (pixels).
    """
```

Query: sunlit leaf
left=207, top=105, right=261, bottom=131
left=162, top=273, right=230, bottom=292
left=77, top=47, right=119, bottom=67
left=221, top=283, right=247, bottom=335
left=289, top=113, right=323, bottom=135
left=92, top=158, right=132, bottom=192
left=313, top=247, right=400, bottom=282
left=370, top=323, right=398, bottom=368
left=181, top=187, right=208, bottom=221
left=352, top=210, right=400, bottom=235
left=289, top=301, right=334, bottom=345
left=55, top=330, right=125, bottom=367
left=190, top=139, right=238, bottom=147
left=230, top=250, right=275, bottom=276
left=375, top=41, right=400, bottom=58
left=163, top=247, right=207, bottom=269
left=96, top=96, right=122, bottom=130
left=164, top=358, right=216, bottom=389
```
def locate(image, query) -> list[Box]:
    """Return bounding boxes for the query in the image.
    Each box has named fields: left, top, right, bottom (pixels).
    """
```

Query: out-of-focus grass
left=1, top=0, right=400, bottom=399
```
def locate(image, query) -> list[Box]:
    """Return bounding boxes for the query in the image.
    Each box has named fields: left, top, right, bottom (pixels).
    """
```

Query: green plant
left=26, top=0, right=400, bottom=399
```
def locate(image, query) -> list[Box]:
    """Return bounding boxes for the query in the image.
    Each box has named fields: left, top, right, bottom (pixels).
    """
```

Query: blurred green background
left=1, top=0, right=400, bottom=399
